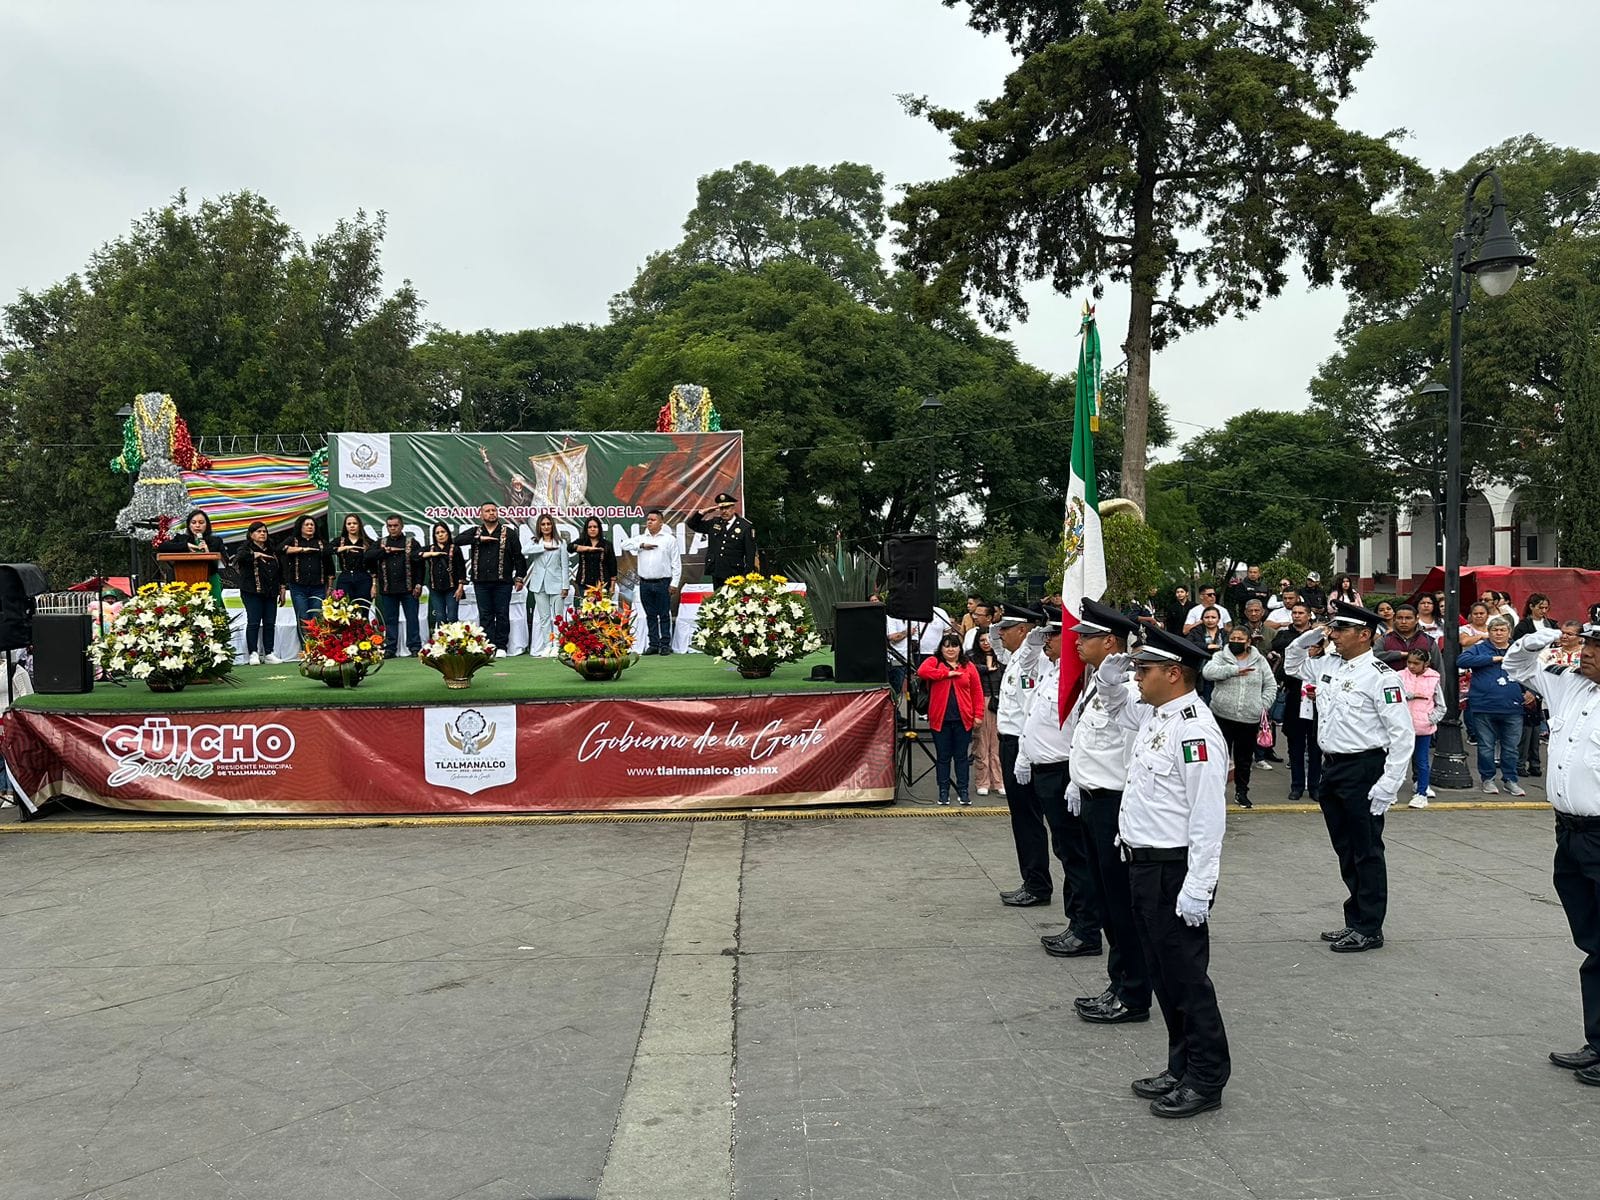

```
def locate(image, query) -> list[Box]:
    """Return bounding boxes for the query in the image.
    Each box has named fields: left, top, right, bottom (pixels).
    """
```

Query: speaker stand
left=890, top=646, right=937, bottom=800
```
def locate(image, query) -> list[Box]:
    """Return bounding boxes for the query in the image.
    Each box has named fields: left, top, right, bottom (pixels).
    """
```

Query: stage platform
left=4, top=653, right=896, bottom=817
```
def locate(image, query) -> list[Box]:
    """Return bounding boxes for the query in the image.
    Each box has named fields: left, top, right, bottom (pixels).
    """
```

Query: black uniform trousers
left=1031, top=761, right=1101, bottom=942
left=1553, top=814, right=1600, bottom=1052
left=1129, top=856, right=1231, bottom=1095
left=1081, top=786, right=1152, bottom=1010
left=999, top=733, right=1051, bottom=898
left=1319, top=747, right=1389, bottom=935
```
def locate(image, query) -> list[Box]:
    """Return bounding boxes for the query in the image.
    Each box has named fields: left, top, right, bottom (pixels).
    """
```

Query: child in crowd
left=1398, top=647, right=1445, bottom=808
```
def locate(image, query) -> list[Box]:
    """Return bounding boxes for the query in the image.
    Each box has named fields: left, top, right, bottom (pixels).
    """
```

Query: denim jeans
left=639, top=578, right=673, bottom=651
left=427, top=589, right=459, bottom=636
left=378, top=592, right=422, bottom=655
left=240, top=592, right=277, bottom=655
left=475, top=582, right=514, bottom=651
left=931, top=701, right=973, bottom=803
left=1470, top=709, right=1523, bottom=785
left=1413, top=734, right=1433, bottom=794
left=286, top=584, right=325, bottom=648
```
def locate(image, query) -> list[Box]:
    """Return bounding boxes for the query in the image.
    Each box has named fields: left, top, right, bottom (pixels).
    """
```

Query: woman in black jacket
left=235, top=521, right=285, bottom=665
left=421, top=521, right=468, bottom=634
left=569, top=516, right=618, bottom=594
left=174, top=509, right=226, bottom=606
left=332, top=514, right=375, bottom=602
left=279, top=514, right=331, bottom=652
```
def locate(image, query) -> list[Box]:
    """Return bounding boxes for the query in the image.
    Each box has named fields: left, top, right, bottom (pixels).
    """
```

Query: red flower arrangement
left=300, top=591, right=386, bottom=684
left=554, top=584, right=637, bottom=680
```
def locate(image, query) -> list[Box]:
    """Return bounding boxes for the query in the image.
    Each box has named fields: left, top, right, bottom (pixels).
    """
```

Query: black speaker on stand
left=834, top=602, right=887, bottom=684
left=884, top=533, right=937, bottom=622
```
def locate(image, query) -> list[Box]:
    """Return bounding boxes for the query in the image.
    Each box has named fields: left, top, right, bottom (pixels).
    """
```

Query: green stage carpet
left=16, top=651, right=872, bottom=713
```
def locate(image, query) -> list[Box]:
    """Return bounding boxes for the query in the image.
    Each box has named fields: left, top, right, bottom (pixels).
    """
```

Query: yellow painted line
left=0, top=800, right=1551, bottom=833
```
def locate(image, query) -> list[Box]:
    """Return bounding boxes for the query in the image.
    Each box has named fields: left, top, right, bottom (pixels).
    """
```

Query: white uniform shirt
left=1504, top=636, right=1600, bottom=816
left=996, top=636, right=1046, bottom=737
left=1018, top=656, right=1074, bottom=767
left=1102, top=683, right=1227, bottom=900
left=1284, top=631, right=1414, bottom=797
left=1185, top=602, right=1232, bottom=628
left=618, top=530, right=682, bottom=588
left=1066, top=674, right=1141, bottom=790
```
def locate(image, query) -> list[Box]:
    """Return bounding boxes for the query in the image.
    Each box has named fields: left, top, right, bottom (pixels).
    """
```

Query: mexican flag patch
left=1181, top=739, right=1208, bottom=764
left=1383, top=685, right=1403, bottom=704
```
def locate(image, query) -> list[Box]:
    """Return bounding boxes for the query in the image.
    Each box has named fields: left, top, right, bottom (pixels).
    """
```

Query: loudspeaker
left=32, top=613, right=94, bottom=694
left=834, top=602, right=887, bottom=684
left=0, top=563, right=48, bottom=651
left=884, top=534, right=936, bottom=621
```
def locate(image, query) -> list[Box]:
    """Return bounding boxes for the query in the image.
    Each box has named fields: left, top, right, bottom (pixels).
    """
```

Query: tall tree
left=892, top=0, right=1420, bottom=513
left=1559, top=295, right=1600, bottom=568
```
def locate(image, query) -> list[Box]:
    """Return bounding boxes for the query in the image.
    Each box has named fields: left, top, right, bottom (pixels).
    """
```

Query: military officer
left=994, top=604, right=1052, bottom=906
left=1283, top=600, right=1414, bottom=953
left=1064, top=598, right=1152, bottom=1024
left=1015, top=606, right=1103, bottom=957
left=688, top=491, right=759, bottom=588
left=1503, top=624, right=1600, bottom=1084
left=1096, top=624, right=1231, bottom=1118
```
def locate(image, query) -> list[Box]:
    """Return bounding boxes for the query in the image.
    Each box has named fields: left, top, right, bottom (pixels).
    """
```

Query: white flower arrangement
left=88, top=582, right=236, bottom=688
left=690, top=573, right=821, bottom=673
left=418, top=621, right=496, bottom=660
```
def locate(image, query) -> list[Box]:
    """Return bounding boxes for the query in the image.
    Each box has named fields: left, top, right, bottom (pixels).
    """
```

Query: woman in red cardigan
left=917, top=631, right=986, bottom=806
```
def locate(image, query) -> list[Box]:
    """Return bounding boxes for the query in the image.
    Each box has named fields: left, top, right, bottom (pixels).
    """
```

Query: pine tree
left=1559, top=298, right=1600, bottom=568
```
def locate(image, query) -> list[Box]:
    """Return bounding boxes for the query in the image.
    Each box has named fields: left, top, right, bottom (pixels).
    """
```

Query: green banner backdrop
left=328, top=431, right=744, bottom=578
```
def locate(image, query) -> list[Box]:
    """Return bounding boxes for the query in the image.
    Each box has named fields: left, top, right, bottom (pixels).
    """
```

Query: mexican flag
left=1058, top=304, right=1107, bottom=723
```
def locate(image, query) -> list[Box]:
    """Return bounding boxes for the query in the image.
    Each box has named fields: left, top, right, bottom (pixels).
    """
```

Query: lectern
left=156, top=552, right=221, bottom=587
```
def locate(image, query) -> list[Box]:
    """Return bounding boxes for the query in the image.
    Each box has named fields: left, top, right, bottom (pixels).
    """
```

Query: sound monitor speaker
left=834, top=602, right=887, bottom=684
left=884, top=534, right=937, bottom=622
left=32, top=613, right=94, bottom=694
left=0, top=563, right=48, bottom=651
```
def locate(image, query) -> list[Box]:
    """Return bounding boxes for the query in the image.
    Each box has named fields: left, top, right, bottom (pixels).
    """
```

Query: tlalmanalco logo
left=425, top=706, right=516, bottom=795
left=101, top=718, right=296, bottom=788
left=336, top=432, right=392, bottom=494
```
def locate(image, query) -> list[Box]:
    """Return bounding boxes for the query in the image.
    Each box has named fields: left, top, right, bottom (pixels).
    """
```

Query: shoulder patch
left=1382, top=684, right=1404, bottom=705
left=1372, top=659, right=1395, bottom=673
left=1181, top=706, right=1198, bottom=720
left=1181, top=739, right=1208, bottom=764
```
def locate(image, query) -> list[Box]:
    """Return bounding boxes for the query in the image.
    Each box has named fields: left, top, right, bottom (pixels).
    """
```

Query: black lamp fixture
left=1431, top=167, right=1535, bottom=791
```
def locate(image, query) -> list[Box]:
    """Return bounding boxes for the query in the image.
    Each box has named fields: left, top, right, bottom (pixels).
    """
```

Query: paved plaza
left=3, top=800, right=1596, bottom=1200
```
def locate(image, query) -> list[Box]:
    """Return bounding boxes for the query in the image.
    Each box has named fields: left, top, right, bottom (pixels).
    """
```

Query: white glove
left=1024, top=627, right=1048, bottom=649
left=1368, top=786, right=1396, bottom=816
left=1096, top=652, right=1133, bottom=687
left=1520, top=627, right=1562, bottom=652
left=1013, top=758, right=1032, bottom=786
left=1176, top=891, right=1210, bottom=927
left=1065, top=781, right=1082, bottom=817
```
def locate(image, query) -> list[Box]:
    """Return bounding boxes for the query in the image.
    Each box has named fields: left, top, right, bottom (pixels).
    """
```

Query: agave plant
left=789, top=549, right=878, bottom=645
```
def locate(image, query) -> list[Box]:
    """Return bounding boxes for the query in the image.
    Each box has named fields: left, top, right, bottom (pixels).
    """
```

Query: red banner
left=4, top=691, right=895, bottom=814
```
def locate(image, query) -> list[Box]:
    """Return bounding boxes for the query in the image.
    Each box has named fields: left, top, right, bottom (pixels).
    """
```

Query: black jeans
left=1215, top=717, right=1260, bottom=802
left=1285, top=716, right=1322, bottom=795
left=1319, top=748, right=1388, bottom=935
left=378, top=592, right=422, bottom=655
left=999, top=734, right=1051, bottom=897
left=1553, top=816, right=1600, bottom=1053
left=639, top=577, right=672, bottom=651
left=1032, top=760, right=1101, bottom=941
left=475, top=582, right=514, bottom=652
left=1130, top=859, right=1231, bottom=1095
left=1082, top=787, right=1151, bottom=1009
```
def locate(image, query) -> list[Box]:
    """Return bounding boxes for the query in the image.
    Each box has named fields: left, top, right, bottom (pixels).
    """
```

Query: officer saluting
left=687, top=491, right=758, bottom=589
left=1503, top=623, right=1600, bottom=1085
left=993, top=604, right=1053, bottom=907
left=1283, top=600, right=1414, bottom=953
left=1096, top=624, right=1231, bottom=1118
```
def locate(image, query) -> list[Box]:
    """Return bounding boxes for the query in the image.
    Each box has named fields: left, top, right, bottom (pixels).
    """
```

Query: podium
left=157, top=552, right=222, bottom=587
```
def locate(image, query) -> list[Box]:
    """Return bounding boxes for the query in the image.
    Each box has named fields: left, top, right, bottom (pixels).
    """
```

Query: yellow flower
left=746, top=572, right=764, bottom=582
left=359, top=641, right=372, bottom=651
left=138, top=583, right=158, bottom=595
left=771, top=575, right=788, bottom=585
left=563, top=642, right=578, bottom=654
left=725, top=575, right=745, bottom=587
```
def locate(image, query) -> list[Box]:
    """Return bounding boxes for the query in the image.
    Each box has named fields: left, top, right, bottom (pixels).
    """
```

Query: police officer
left=1064, top=598, right=1152, bottom=1024
left=1096, top=625, right=1230, bottom=1118
left=994, top=604, right=1051, bottom=906
left=1016, top=606, right=1103, bottom=957
left=1503, top=624, right=1600, bottom=1084
left=1283, top=600, right=1414, bottom=953
left=688, top=491, right=758, bottom=588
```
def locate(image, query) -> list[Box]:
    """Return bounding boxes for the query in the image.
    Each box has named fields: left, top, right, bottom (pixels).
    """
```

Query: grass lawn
left=17, top=651, right=878, bottom=713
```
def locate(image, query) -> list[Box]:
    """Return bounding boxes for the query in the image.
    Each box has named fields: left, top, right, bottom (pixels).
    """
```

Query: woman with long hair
left=234, top=521, right=284, bottom=665
left=1187, top=605, right=1225, bottom=703
left=280, top=514, right=331, bottom=654
left=177, top=509, right=226, bottom=605
left=1415, top=593, right=1441, bottom=640
left=969, top=630, right=1004, bottom=798
left=332, top=514, right=375, bottom=603
left=916, top=632, right=985, bottom=806
left=1330, top=574, right=1362, bottom=607
left=569, top=516, right=617, bottom=594
left=1373, top=599, right=1395, bottom=638
left=421, top=521, right=467, bottom=635
left=525, top=513, right=572, bottom=656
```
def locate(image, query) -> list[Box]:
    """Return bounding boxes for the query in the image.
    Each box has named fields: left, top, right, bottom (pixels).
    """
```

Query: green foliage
left=1558, top=296, right=1600, bottom=567
left=788, top=549, right=879, bottom=644
left=1287, top=522, right=1336, bottom=579
left=954, top=517, right=1052, bottom=602
left=894, top=0, right=1422, bottom=510
left=1101, top=513, right=1162, bottom=606
left=1259, top=558, right=1311, bottom=594
left=0, top=191, right=424, bottom=581
left=413, top=324, right=620, bottom=432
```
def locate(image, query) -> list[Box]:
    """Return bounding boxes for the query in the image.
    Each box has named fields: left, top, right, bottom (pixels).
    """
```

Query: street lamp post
left=1432, top=168, right=1536, bottom=791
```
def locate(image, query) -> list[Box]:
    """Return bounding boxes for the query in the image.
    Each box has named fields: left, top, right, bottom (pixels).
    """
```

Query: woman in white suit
left=524, top=513, right=571, bottom=657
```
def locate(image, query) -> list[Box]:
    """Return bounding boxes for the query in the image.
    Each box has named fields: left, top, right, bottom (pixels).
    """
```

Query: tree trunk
left=1119, top=97, right=1161, bottom=516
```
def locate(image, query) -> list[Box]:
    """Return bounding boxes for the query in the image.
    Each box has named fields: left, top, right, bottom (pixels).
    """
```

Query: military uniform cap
left=1039, top=603, right=1063, bottom=632
left=995, top=602, right=1042, bottom=629
left=715, top=492, right=738, bottom=504
left=1329, top=600, right=1384, bottom=629
left=1579, top=624, right=1600, bottom=645
left=1130, top=624, right=1209, bottom=671
left=1079, top=597, right=1141, bottom=642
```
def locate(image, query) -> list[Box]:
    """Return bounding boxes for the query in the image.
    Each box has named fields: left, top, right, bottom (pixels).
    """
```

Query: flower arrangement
left=300, top=590, right=385, bottom=687
left=88, top=582, right=235, bottom=691
left=555, top=583, right=638, bottom=680
left=691, top=572, right=821, bottom=678
left=418, top=621, right=497, bottom=689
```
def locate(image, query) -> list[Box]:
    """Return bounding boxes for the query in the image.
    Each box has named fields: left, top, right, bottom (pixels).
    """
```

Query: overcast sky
left=4, top=1, right=1596, bottom=451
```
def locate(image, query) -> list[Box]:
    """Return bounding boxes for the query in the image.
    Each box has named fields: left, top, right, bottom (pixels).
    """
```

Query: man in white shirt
left=1183, top=584, right=1231, bottom=633
left=917, top=606, right=959, bottom=661
left=619, top=508, right=682, bottom=655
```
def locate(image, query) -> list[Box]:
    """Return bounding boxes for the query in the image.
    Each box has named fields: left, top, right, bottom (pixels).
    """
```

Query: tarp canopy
left=1408, top=566, right=1600, bottom=621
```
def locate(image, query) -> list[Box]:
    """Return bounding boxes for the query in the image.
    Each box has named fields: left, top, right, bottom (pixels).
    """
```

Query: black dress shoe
left=1550, top=1046, right=1600, bottom=1070
left=1151, top=1085, right=1222, bottom=1119
left=1131, top=1071, right=1181, bottom=1099
left=1576, top=1064, right=1600, bottom=1087
left=1329, top=930, right=1384, bottom=953
left=1234, top=793, right=1253, bottom=809
left=1041, top=931, right=1103, bottom=957
left=1074, top=987, right=1117, bottom=1012
left=1287, top=789, right=1304, bottom=802
left=1002, top=890, right=1051, bottom=907
left=1078, top=996, right=1150, bottom=1024
left=1319, top=927, right=1351, bottom=942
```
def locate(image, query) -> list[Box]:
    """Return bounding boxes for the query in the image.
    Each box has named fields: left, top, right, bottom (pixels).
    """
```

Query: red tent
left=1408, top=566, right=1600, bottom=622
